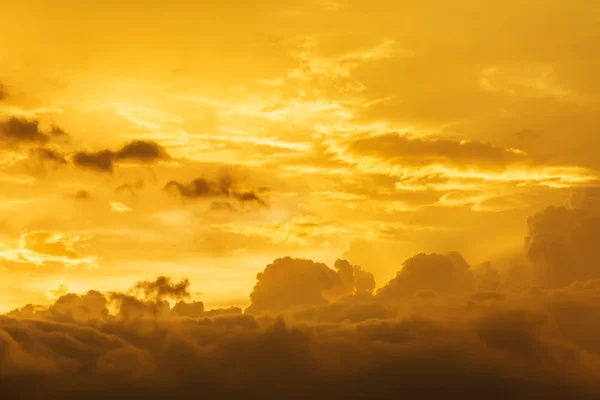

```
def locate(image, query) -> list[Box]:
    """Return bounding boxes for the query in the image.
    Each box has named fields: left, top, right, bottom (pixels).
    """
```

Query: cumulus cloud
left=165, top=173, right=268, bottom=205
left=246, top=257, right=376, bottom=314
left=3, top=275, right=600, bottom=399
left=526, top=187, right=600, bottom=288
left=377, top=252, right=473, bottom=300
left=4, top=193, right=600, bottom=398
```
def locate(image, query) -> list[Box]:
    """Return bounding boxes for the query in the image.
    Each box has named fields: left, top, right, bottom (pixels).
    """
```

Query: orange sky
left=1, top=0, right=600, bottom=312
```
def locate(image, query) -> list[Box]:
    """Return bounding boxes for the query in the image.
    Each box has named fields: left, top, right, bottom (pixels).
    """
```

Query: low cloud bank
left=3, top=189, right=600, bottom=398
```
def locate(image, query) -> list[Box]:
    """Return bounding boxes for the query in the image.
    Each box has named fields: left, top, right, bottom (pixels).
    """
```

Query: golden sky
left=1, top=1, right=600, bottom=312
left=3, top=2, right=600, bottom=398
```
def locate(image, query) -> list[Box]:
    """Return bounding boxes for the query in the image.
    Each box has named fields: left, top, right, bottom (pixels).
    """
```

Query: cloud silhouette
left=377, top=252, right=473, bottom=300
left=0, top=117, right=50, bottom=145
left=72, top=140, right=170, bottom=173
left=165, top=174, right=267, bottom=205
left=0, top=83, right=7, bottom=100
left=526, top=187, right=600, bottom=288
left=72, top=150, right=115, bottom=172
left=3, top=275, right=600, bottom=399
left=247, top=257, right=375, bottom=315
left=114, top=140, right=170, bottom=161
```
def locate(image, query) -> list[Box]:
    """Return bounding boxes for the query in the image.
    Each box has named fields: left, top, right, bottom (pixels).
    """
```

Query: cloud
left=345, top=133, right=531, bottom=169
left=0, top=117, right=49, bottom=145
left=109, top=202, right=132, bottom=212
left=338, top=133, right=596, bottom=190
left=3, top=276, right=600, bottom=399
left=171, top=300, right=205, bottom=317
left=21, top=231, right=86, bottom=260
left=377, top=252, right=473, bottom=300
left=72, top=140, right=170, bottom=173
left=130, top=276, right=191, bottom=301
left=165, top=174, right=267, bottom=205
left=526, top=187, right=600, bottom=288
left=32, top=148, right=67, bottom=164
left=115, top=180, right=144, bottom=196
left=114, top=140, right=170, bottom=161
left=21, top=147, right=69, bottom=175
left=246, top=257, right=375, bottom=314
left=0, top=230, right=97, bottom=267
left=72, top=150, right=115, bottom=172
left=71, top=189, right=92, bottom=200
left=0, top=83, right=7, bottom=100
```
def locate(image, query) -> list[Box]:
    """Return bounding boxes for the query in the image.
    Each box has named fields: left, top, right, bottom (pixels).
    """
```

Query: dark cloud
left=3, top=278, right=600, bottom=399
left=4, top=193, right=600, bottom=398
left=50, top=124, right=68, bottom=137
left=72, top=150, right=115, bottom=172
left=346, top=133, right=534, bottom=169
left=526, top=187, right=600, bottom=288
left=130, top=276, right=190, bottom=301
left=31, top=147, right=67, bottom=164
left=0, top=117, right=49, bottom=145
left=171, top=300, right=205, bottom=317
left=294, top=299, right=392, bottom=323
left=246, top=257, right=376, bottom=315
left=0, top=83, right=7, bottom=100
left=72, top=141, right=170, bottom=173
left=115, top=180, right=144, bottom=196
left=114, top=140, right=170, bottom=161
left=170, top=302, right=243, bottom=319
left=71, top=189, right=92, bottom=200
left=165, top=174, right=268, bottom=205
left=377, top=252, right=473, bottom=300
left=23, top=147, right=69, bottom=175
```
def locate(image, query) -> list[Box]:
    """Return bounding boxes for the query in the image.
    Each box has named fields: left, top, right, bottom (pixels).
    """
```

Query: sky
left=2, top=2, right=600, bottom=398
left=1, top=0, right=599, bottom=312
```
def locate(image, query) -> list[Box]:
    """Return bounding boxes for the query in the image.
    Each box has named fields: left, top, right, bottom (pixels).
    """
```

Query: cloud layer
left=5, top=193, right=600, bottom=399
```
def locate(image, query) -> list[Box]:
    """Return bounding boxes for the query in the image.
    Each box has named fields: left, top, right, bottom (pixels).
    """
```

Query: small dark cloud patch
left=0, top=83, right=7, bottom=100
left=24, top=147, right=68, bottom=175
left=115, top=140, right=170, bottom=161
left=165, top=174, right=268, bottom=206
left=70, top=189, right=92, bottom=200
left=116, top=180, right=144, bottom=196
left=50, top=124, right=68, bottom=137
left=131, top=276, right=191, bottom=301
left=0, top=117, right=49, bottom=145
left=72, top=141, right=170, bottom=173
left=72, top=150, right=115, bottom=172
left=33, top=148, right=67, bottom=164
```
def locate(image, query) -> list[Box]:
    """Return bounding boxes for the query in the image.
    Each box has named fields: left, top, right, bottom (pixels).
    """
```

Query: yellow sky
left=0, top=0, right=599, bottom=312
